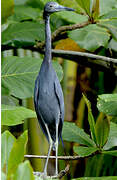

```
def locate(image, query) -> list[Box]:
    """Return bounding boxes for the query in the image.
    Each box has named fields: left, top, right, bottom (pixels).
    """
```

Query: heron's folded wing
left=54, top=79, right=64, bottom=123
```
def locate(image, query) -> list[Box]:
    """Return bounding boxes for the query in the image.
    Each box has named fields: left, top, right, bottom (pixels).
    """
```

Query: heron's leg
left=55, top=123, right=58, bottom=175
left=44, top=123, right=53, bottom=175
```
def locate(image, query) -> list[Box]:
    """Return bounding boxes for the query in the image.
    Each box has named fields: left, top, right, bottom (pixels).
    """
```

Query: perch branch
left=24, top=154, right=82, bottom=160
left=52, top=49, right=117, bottom=64
left=33, top=164, right=70, bottom=179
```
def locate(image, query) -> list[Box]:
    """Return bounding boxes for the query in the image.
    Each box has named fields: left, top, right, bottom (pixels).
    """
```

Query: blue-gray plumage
left=34, top=1, right=74, bottom=176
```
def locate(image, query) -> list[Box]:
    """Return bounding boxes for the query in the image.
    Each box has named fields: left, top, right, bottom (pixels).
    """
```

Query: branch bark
left=52, top=49, right=117, bottom=72
left=36, top=21, right=91, bottom=49
left=24, top=154, right=82, bottom=160
left=33, top=164, right=70, bottom=179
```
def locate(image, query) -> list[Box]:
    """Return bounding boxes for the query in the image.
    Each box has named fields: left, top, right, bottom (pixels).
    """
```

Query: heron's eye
left=49, top=5, right=53, bottom=7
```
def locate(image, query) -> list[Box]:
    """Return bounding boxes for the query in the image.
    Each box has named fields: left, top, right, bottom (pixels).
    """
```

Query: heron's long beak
left=57, top=5, right=75, bottom=11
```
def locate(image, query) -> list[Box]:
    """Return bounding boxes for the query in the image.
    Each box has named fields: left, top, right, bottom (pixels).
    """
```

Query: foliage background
left=1, top=0, right=117, bottom=179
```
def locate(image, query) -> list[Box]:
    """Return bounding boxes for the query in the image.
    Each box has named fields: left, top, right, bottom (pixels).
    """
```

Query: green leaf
left=73, top=146, right=98, bottom=157
left=62, top=122, right=95, bottom=147
left=8, top=5, right=40, bottom=22
left=95, top=115, right=110, bottom=148
left=14, top=0, right=28, bottom=5
left=103, top=122, right=117, bottom=150
left=98, top=19, right=117, bottom=40
left=2, top=21, right=45, bottom=46
left=102, top=150, right=117, bottom=157
left=13, top=161, right=34, bottom=180
left=1, top=104, right=36, bottom=126
left=8, top=131, right=28, bottom=177
left=59, top=0, right=84, bottom=14
left=1, top=95, right=19, bottom=106
left=1, top=131, right=16, bottom=172
left=108, top=38, right=117, bottom=52
left=100, top=0, right=117, bottom=16
left=57, top=11, right=88, bottom=24
left=74, top=177, right=117, bottom=180
left=101, top=9, right=117, bottom=19
left=1, top=82, right=10, bottom=95
left=76, top=0, right=90, bottom=15
left=68, top=24, right=110, bottom=52
left=97, top=94, right=117, bottom=116
left=1, top=0, right=14, bottom=24
left=1, top=172, right=6, bottom=180
left=2, top=56, right=63, bottom=99
left=83, top=94, right=97, bottom=144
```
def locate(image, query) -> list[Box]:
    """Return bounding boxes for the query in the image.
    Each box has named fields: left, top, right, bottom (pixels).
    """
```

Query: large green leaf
left=2, top=21, right=45, bottom=46
left=68, top=24, right=110, bottom=52
left=59, top=0, right=84, bottom=14
left=8, top=5, right=40, bottom=22
left=98, top=19, right=117, bottom=40
left=1, top=56, right=63, bottom=99
left=83, top=94, right=97, bottom=144
left=1, top=172, right=6, bottom=180
left=1, top=131, right=16, bottom=173
left=101, top=9, right=117, bottom=19
left=73, top=146, right=98, bottom=157
left=1, top=0, right=14, bottom=24
left=103, top=122, right=117, bottom=150
left=97, top=94, right=117, bottom=116
left=100, top=0, right=117, bottom=16
left=13, top=161, right=34, bottom=180
left=14, top=0, right=28, bottom=5
left=102, top=150, right=117, bottom=157
left=108, top=38, right=117, bottom=52
left=8, top=131, right=28, bottom=177
left=74, top=177, right=117, bottom=180
left=62, top=122, right=95, bottom=147
left=95, top=115, right=110, bottom=148
left=1, top=104, right=36, bottom=126
left=1, top=82, right=10, bottom=95
left=57, top=11, right=88, bottom=24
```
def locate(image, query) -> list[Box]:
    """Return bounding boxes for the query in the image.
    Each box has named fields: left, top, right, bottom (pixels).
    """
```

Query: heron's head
left=43, top=1, right=74, bottom=18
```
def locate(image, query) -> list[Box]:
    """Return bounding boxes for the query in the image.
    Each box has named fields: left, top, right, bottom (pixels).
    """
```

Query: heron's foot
left=33, top=171, right=47, bottom=179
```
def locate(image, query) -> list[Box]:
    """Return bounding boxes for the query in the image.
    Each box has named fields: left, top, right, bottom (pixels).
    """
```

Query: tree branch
left=52, top=49, right=117, bottom=72
left=1, top=21, right=91, bottom=51
left=36, top=21, right=91, bottom=49
left=33, top=164, right=70, bottom=179
left=24, top=154, right=82, bottom=160
left=2, top=20, right=117, bottom=72
left=52, top=49, right=117, bottom=64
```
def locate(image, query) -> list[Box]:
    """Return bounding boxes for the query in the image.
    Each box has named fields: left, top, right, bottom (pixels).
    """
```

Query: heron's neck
left=44, top=15, right=51, bottom=63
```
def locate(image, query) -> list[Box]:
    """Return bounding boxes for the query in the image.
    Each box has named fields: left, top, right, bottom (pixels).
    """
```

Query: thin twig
left=24, top=154, right=82, bottom=160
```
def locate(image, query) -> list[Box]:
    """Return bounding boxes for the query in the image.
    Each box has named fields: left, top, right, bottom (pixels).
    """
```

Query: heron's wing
left=34, top=77, right=49, bottom=141
left=54, top=79, right=64, bottom=124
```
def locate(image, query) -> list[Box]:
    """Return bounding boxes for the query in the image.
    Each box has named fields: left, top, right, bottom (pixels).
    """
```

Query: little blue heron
left=34, top=1, right=74, bottom=176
